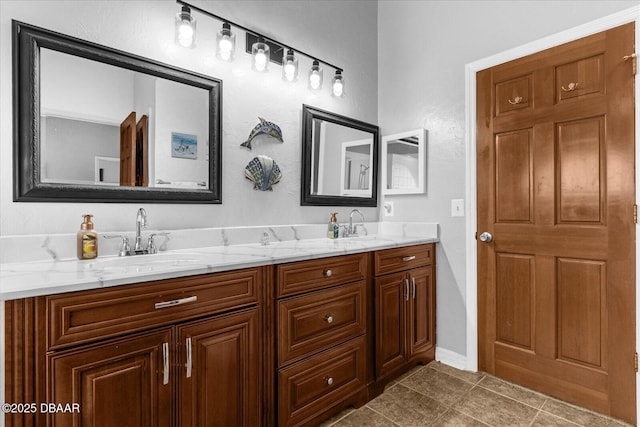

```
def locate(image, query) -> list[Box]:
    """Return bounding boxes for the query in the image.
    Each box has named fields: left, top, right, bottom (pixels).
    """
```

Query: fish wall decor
left=240, top=117, right=284, bottom=150
left=244, top=155, right=282, bottom=191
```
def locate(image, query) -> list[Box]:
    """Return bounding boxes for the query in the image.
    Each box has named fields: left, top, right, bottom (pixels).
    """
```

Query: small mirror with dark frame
left=301, top=105, right=379, bottom=207
left=13, top=20, right=222, bottom=203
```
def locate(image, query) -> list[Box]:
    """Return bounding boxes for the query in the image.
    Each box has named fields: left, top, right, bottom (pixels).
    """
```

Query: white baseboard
left=435, top=347, right=468, bottom=371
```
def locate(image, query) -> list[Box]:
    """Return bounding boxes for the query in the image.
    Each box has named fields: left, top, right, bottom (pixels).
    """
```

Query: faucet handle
left=104, top=234, right=131, bottom=257
left=147, top=232, right=170, bottom=254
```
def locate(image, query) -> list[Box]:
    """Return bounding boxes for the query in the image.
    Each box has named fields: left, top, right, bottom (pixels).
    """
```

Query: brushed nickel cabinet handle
left=412, top=277, right=416, bottom=300
left=155, top=296, right=197, bottom=309
left=402, top=256, right=416, bottom=262
left=162, top=342, right=169, bottom=385
left=186, top=337, right=192, bottom=378
left=405, top=279, right=410, bottom=301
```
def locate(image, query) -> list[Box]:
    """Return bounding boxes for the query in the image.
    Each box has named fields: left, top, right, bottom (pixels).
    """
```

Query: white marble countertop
left=0, top=232, right=438, bottom=301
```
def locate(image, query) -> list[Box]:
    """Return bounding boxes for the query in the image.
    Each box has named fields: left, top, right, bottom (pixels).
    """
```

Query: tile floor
left=318, top=361, right=633, bottom=427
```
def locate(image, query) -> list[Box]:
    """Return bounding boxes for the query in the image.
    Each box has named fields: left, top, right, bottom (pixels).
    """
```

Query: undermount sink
left=88, top=252, right=210, bottom=270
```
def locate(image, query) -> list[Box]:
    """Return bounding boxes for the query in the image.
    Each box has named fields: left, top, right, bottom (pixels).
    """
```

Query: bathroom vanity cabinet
left=275, top=253, right=369, bottom=426
left=4, top=242, right=436, bottom=427
left=374, top=244, right=436, bottom=382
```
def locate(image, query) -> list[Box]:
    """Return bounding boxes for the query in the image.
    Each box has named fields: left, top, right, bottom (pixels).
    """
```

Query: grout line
left=364, top=405, right=403, bottom=426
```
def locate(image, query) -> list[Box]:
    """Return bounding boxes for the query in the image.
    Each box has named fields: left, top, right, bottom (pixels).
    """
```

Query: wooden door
left=120, top=111, right=136, bottom=186
left=477, top=23, right=635, bottom=423
left=136, top=114, right=149, bottom=187
left=48, top=329, right=173, bottom=427
left=177, top=308, right=260, bottom=427
left=375, top=271, right=407, bottom=378
left=407, top=266, right=435, bottom=362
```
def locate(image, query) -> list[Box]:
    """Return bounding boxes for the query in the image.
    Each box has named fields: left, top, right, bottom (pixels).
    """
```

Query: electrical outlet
left=383, top=201, right=394, bottom=217
left=451, top=199, right=464, bottom=217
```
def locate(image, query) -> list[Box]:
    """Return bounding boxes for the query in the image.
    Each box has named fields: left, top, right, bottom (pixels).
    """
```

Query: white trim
left=436, top=346, right=467, bottom=371
left=464, top=4, right=640, bottom=418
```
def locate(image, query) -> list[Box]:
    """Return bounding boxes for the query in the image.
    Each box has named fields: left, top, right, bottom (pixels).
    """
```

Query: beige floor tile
left=366, top=384, right=447, bottom=427
left=478, top=375, right=548, bottom=409
left=316, top=406, right=356, bottom=427
left=428, top=361, right=485, bottom=385
left=531, top=411, right=583, bottom=427
left=452, top=386, right=538, bottom=427
left=331, top=407, right=399, bottom=427
left=541, top=399, right=633, bottom=427
left=430, top=409, right=491, bottom=427
left=401, top=367, right=475, bottom=406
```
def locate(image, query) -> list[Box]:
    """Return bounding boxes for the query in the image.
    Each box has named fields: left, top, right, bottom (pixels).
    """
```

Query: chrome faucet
left=348, top=209, right=365, bottom=237
left=134, top=208, right=147, bottom=252
left=104, top=208, right=170, bottom=256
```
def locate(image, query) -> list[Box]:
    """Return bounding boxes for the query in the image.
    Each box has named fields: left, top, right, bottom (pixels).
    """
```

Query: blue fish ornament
left=240, top=117, right=284, bottom=150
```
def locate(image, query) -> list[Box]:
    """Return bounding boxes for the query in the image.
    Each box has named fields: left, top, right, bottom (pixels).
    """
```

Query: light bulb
left=310, top=72, right=321, bottom=89
left=332, top=79, right=344, bottom=97
left=178, top=24, right=194, bottom=47
left=175, top=6, right=196, bottom=48
left=308, top=60, right=323, bottom=90
left=216, top=23, right=235, bottom=61
left=282, top=49, right=298, bottom=82
left=284, top=63, right=296, bottom=81
left=254, top=49, right=267, bottom=71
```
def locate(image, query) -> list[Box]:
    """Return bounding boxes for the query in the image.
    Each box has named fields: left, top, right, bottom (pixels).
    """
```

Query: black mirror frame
left=300, top=104, right=379, bottom=207
left=12, top=20, right=222, bottom=203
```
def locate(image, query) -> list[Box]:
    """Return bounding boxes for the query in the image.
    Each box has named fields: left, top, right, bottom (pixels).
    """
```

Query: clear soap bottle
left=77, top=214, right=98, bottom=260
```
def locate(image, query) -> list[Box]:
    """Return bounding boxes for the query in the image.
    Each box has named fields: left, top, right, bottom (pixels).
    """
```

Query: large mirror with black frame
left=301, top=105, right=379, bottom=207
left=13, top=20, right=222, bottom=203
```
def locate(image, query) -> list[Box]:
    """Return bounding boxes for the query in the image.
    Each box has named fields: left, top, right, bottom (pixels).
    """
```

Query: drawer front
left=278, top=337, right=366, bottom=426
left=276, top=253, right=367, bottom=297
left=278, top=281, right=366, bottom=366
left=48, top=267, right=261, bottom=349
left=374, top=243, right=434, bottom=276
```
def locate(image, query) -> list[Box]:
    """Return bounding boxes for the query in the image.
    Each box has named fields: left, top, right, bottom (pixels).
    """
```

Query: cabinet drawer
left=374, top=243, right=434, bottom=276
left=278, top=281, right=366, bottom=366
left=278, top=337, right=366, bottom=426
left=276, top=253, right=367, bottom=297
left=47, top=267, right=261, bottom=350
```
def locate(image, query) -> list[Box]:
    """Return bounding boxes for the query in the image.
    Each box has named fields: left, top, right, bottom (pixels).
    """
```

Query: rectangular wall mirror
left=381, top=129, right=426, bottom=195
left=13, top=21, right=222, bottom=203
left=301, top=105, right=379, bottom=207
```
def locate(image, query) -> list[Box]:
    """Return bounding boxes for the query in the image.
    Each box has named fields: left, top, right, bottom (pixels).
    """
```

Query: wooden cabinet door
left=177, top=308, right=260, bottom=427
left=375, top=272, right=406, bottom=379
left=48, top=328, right=173, bottom=427
left=407, top=266, right=435, bottom=362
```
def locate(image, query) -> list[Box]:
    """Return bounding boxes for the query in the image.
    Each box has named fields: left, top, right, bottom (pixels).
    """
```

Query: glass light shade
left=216, top=22, right=235, bottom=61
left=309, top=60, right=323, bottom=90
left=252, top=39, right=270, bottom=72
left=175, top=6, right=196, bottom=48
left=282, top=49, right=298, bottom=82
left=332, top=71, right=345, bottom=97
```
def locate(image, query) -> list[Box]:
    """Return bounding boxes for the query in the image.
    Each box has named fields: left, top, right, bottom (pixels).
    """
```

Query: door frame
left=464, top=3, right=640, bottom=418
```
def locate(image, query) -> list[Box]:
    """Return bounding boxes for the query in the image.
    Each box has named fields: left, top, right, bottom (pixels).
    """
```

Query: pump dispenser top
left=327, top=212, right=339, bottom=239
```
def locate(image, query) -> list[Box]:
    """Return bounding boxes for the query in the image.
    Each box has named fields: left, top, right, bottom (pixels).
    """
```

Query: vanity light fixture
left=216, top=22, right=235, bottom=61
left=332, top=70, right=344, bottom=97
left=174, top=1, right=344, bottom=96
left=309, top=60, right=323, bottom=90
left=282, top=49, right=298, bottom=82
left=175, top=6, right=196, bottom=48
left=251, top=37, right=270, bottom=72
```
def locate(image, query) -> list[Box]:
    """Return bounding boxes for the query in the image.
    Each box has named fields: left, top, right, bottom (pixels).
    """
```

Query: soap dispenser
left=77, top=214, right=98, bottom=260
left=327, top=212, right=339, bottom=239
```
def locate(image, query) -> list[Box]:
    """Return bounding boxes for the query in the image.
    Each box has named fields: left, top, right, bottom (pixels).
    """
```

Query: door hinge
left=635, top=352, right=638, bottom=373
left=624, top=53, right=637, bottom=75
left=634, top=204, right=638, bottom=224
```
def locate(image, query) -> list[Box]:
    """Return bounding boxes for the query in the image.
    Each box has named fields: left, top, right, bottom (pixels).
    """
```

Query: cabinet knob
left=325, top=315, right=334, bottom=324
left=324, top=269, right=333, bottom=277
left=326, top=377, right=334, bottom=386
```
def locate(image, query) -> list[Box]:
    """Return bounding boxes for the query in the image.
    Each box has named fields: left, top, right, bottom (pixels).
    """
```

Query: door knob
left=479, top=232, right=493, bottom=243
